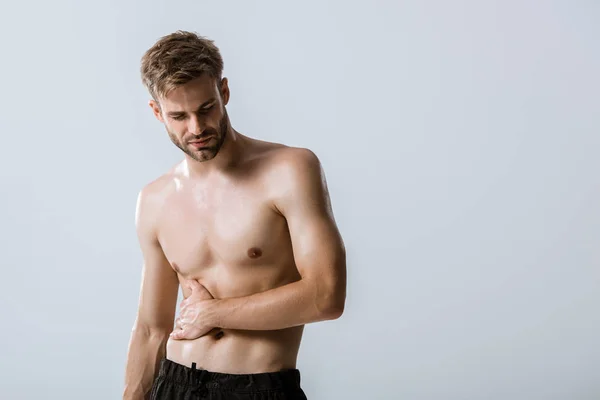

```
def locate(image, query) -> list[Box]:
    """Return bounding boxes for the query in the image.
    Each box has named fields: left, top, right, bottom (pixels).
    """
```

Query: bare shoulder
left=139, top=160, right=185, bottom=200
left=137, top=172, right=173, bottom=205
left=259, top=144, right=322, bottom=179
left=135, top=168, right=178, bottom=232
left=256, top=144, right=331, bottom=215
left=273, top=145, right=320, bottom=167
left=243, top=138, right=322, bottom=182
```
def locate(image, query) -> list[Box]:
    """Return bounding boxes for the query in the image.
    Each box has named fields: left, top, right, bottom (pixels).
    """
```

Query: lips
left=189, top=137, right=213, bottom=144
left=189, top=138, right=211, bottom=143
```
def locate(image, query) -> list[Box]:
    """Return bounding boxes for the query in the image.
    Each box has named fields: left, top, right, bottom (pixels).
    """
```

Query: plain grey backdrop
left=0, top=1, right=598, bottom=399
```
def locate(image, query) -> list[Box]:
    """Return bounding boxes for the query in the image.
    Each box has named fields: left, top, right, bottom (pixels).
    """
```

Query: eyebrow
left=167, top=98, right=216, bottom=116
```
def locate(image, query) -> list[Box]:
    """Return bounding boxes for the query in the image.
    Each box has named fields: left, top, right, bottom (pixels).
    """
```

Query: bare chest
left=155, top=181, right=291, bottom=279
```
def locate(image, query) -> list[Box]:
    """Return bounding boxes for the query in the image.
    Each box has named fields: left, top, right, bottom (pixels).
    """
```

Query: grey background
left=1, top=1, right=598, bottom=399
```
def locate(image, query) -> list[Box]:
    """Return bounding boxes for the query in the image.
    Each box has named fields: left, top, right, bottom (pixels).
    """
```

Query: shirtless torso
left=140, top=138, right=313, bottom=374
left=124, top=68, right=345, bottom=399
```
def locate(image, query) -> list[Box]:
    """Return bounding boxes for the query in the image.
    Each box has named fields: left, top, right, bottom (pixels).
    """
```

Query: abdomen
left=166, top=325, right=304, bottom=374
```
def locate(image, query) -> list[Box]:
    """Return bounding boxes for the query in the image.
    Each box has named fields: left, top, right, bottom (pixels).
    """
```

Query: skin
left=122, top=74, right=346, bottom=399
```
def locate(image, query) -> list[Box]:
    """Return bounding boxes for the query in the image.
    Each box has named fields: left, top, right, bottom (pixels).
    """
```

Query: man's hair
left=140, top=30, right=224, bottom=101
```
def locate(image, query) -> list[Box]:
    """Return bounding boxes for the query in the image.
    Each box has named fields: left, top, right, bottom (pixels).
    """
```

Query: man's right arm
left=123, top=186, right=179, bottom=400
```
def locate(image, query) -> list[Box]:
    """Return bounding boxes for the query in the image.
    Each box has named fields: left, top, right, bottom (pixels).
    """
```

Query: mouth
left=189, top=137, right=213, bottom=148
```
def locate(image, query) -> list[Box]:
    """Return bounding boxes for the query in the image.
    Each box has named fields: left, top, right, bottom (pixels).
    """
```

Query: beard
left=167, top=108, right=229, bottom=162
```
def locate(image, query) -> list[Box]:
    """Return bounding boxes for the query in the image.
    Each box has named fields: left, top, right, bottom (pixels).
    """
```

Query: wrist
left=208, top=299, right=223, bottom=328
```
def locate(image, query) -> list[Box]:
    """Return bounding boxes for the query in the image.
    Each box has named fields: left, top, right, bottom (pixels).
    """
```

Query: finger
left=187, top=280, right=214, bottom=299
left=187, top=279, right=203, bottom=292
left=170, top=329, right=184, bottom=340
left=171, top=327, right=201, bottom=340
left=183, top=280, right=203, bottom=299
left=187, top=279, right=210, bottom=296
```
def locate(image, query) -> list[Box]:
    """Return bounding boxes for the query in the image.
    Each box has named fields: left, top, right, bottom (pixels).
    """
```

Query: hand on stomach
left=165, top=326, right=303, bottom=374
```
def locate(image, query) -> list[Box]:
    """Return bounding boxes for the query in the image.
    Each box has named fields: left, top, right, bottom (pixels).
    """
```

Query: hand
left=170, top=280, right=219, bottom=340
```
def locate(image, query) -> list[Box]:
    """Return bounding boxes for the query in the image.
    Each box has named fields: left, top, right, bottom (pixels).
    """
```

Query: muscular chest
left=155, top=181, right=289, bottom=276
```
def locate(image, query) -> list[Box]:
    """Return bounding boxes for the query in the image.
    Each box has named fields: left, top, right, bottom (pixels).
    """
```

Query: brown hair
left=140, top=30, right=224, bottom=101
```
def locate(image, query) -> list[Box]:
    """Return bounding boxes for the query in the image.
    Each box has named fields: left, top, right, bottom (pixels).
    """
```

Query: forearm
left=123, top=325, right=169, bottom=400
left=211, top=279, right=343, bottom=331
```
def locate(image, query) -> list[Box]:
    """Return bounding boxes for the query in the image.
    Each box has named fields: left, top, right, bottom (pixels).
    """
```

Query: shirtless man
left=122, top=31, right=347, bottom=400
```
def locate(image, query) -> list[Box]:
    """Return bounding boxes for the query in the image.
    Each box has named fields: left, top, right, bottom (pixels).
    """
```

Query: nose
left=187, top=114, right=205, bottom=135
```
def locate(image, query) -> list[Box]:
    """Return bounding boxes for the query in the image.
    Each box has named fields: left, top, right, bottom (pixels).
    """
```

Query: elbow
left=132, top=319, right=173, bottom=339
left=322, top=301, right=344, bottom=320
left=310, top=267, right=347, bottom=321
left=316, top=288, right=346, bottom=320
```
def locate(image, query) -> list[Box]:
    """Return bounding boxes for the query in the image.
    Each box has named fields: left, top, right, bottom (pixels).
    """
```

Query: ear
left=220, top=77, right=230, bottom=106
left=149, top=99, right=165, bottom=123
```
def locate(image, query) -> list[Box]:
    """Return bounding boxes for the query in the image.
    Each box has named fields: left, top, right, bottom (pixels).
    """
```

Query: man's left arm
left=171, top=148, right=346, bottom=339
left=210, top=148, right=346, bottom=330
left=174, top=148, right=346, bottom=332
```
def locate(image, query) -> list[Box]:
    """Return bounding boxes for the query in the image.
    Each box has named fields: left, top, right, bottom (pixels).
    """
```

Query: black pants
left=150, top=358, right=308, bottom=399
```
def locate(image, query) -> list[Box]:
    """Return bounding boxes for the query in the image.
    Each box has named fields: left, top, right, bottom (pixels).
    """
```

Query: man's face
left=150, top=75, right=230, bottom=162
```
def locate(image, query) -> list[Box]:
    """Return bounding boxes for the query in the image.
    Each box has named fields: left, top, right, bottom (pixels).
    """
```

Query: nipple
left=247, top=247, right=263, bottom=258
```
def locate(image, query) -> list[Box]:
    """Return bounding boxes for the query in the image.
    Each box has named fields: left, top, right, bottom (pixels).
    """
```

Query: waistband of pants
left=157, top=358, right=302, bottom=391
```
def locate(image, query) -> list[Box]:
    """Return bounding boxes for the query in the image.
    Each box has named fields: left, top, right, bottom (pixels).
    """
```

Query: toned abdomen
left=166, top=325, right=304, bottom=374
left=165, top=257, right=304, bottom=374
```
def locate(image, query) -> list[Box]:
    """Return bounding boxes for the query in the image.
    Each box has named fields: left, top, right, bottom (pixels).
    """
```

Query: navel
left=247, top=247, right=263, bottom=259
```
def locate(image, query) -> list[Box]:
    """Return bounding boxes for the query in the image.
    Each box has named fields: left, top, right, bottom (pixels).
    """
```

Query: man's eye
left=172, top=115, right=186, bottom=121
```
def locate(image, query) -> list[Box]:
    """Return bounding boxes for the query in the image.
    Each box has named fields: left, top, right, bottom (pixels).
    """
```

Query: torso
left=152, top=139, right=304, bottom=373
